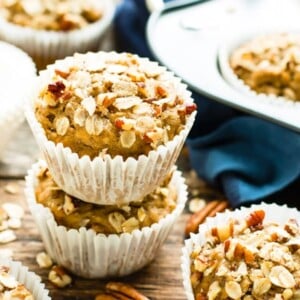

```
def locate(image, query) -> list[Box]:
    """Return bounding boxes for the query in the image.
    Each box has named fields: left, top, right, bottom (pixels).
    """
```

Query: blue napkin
left=114, top=0, right=300, bottom=207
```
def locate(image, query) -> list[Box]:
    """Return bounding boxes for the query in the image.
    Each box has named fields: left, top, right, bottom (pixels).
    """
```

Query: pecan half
left=105, top=282, right=149, bottom=300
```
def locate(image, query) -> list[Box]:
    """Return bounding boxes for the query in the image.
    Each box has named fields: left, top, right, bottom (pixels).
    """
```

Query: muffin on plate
left=0, top=40, right=36, bottom=159
left=0, top=258, right=50, bottom=300
left=25, top=160, right=188, bottom=278
left=26, top=51, right=196, bottom=205
left=182, top=203, right=300, bottom=300
left=220, top=32, right=300, bottom=104
left=0, top=0, right=116, bottom=69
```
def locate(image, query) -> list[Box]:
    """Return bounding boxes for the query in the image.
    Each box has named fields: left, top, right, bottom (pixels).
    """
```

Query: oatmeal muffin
left=25, top=160, right=188, bottom=278
left=0, top=259, right=50, bottom=300
left=230, top=33, right=300, bottom=101
left=0, top=0, right=115, bottom=69
left=34, top=52, right=197, bottom=159
left=182, top=204, right=300, bottom=300
left=35, top=165, right=177, bottom=234
left=26, top=51, right=196, bottom=205
left=0, top=41, right=36, bottom=159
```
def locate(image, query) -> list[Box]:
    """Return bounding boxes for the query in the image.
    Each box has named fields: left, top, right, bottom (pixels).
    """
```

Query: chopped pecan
left=47, top=81, right=66, bottom=98
left=246, top=210, right=265, bottom=228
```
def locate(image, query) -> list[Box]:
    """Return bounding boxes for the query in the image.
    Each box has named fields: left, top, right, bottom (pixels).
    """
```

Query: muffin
left=25, top=160, right=188, bottom=278
left=0, top=258, right=50, bottom=300
left=26, top=51, right=196, bottom=205
left=0, top=40, right=36, bottom=159
left=219, top=32, right=300, bottom=104
left=182, top=203, right=300, bottom=300
left=0, top=0, right=116, bottom=69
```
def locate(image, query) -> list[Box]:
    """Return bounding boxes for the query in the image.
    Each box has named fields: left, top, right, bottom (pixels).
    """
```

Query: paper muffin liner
left=0, top=41, right=36, bottom=158
left=25, top=53, right=196, bottom=205
left=218, top=27, right=300, bottom=108
left=25, top=160, right=188, bottom=279
left=0, top=0, right=116, bottom=69
left=181, top=202, right=300, bottom=300
left=0, top=258, right=51, bottom=300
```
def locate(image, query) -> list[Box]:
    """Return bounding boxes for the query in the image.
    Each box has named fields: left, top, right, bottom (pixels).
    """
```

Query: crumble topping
left=190, top=210, right=300, bottom=300
left=35, top=52, right=196, bottom=159
left=0, top=0, right=103, bottom=31
left=35, top=166, right=178, bottom=234
left=230, top=33, right=300, bottom=101
left=0, top=266, right=34, bottom=299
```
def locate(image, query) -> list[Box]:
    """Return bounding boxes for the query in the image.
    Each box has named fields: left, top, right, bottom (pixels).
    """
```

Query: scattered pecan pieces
left=47, top=81, right=66, bottom=98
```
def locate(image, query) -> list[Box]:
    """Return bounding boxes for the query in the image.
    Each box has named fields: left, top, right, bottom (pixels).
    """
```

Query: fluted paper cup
left=181, top=203, right=300, bottom=300
left=25, top=53, right=196, bottom=205
left=0, top=41, right=36, bottom=158
left=0, top=258, right=50, bottom=300
left=0, top=0, right=116, bottom=69
left=25, top=160, right=188, bottom=279
left=218, top=27, right=300, bottom=108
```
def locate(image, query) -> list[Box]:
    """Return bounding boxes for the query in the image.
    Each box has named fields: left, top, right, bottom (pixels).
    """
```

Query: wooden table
left=0, top=121, right=223, bottom=300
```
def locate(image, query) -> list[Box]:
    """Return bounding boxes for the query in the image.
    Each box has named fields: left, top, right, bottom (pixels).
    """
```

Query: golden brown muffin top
left=35, top=165, right=178, bottom=235
left=35, top=52, right=196, bottom=159
left=0, top=0, right=103, bottom=31
left=230, top=33, right=300, bottom=101
left=190, top=210, right=300, bottom=300
left=0, top=266, right=34, bottom=299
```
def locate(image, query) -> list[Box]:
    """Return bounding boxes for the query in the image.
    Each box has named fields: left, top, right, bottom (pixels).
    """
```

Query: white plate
left=147, top=0, right=300, bottom=132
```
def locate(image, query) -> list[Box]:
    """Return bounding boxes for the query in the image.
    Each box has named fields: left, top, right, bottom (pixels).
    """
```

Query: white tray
left=147, top=0, right=300, bottom=132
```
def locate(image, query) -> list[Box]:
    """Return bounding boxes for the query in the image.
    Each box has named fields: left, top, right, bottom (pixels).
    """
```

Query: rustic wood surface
left=0, top=121, right=224, bottom=300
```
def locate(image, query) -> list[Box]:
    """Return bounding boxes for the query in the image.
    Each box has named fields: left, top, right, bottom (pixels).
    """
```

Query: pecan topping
left=47, top=81, right=66, bottom=98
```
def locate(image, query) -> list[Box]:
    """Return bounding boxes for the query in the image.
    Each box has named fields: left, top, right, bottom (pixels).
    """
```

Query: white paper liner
left=0, top=0, right=116, bottom=69
left=181, top=203, right=300, bottom=300
left=25, top=53, right=196, bottom=205
left=0, top=258, right=51, bottom=300
left=25, top=160, right=188, bottom=279
left=218, top=27, right=300, bottom=109
left=0, top=41, right=36, bottom=158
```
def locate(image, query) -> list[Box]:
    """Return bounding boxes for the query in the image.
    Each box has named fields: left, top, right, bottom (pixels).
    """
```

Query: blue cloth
left=114, top=0, right=300, bottom=207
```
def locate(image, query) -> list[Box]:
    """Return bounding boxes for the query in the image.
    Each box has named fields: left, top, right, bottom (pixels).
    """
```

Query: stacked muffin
left=25, top=51, right=197, bottom=278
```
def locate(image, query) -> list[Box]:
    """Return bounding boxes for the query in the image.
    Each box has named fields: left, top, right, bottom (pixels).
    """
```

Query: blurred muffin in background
left=230, top=33, right=300, bottom=101
left=0, top=0, right=116, bottom=69
left=0, top=41, right=36, bottom=159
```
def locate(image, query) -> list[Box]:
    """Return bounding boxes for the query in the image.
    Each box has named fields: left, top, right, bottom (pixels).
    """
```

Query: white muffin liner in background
left=25, top=53, right=196, bottom=205
left=25, top=160, right=188, bottom=279
left=218, top=26, right=300, bottom=109
left=0, top=0, right=116, bottom=69
left=0, top=41, right=36, bottom=159
left=0, top=258, right=50, bottom=300
left=181, top=203, right=300, bottom=300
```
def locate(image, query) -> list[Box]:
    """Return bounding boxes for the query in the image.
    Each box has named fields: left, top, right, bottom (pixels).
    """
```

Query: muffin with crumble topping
left=26, top=51, right=197, bottom=205
left=25, top=160, right=188, bottom=278
left=182, top=203, right=300, bottom=300
left=0, top=0, right=116, bottom=69
left=0, top=258, right=50, bottom=300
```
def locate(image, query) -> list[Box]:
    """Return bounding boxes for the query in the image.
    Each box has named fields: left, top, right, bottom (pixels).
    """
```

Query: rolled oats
left=190, top=210, right=300, bottom=300
left=0, top=230, right=16, bottom=244
left=36, top=252, right=53, bottom=269
left=55, top=116, right=70, bottom=136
